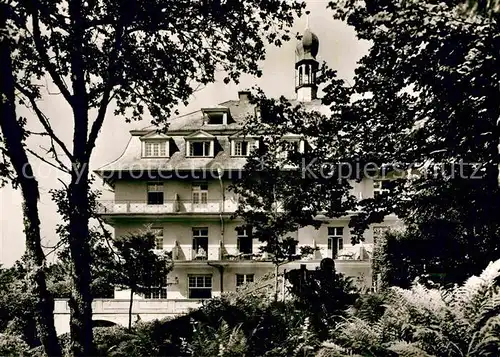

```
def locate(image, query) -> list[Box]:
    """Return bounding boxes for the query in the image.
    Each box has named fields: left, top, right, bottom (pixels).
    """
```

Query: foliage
left=4, top=0, right=307, bottom=353
left=326, top=0, right=500, bottom=284
left=0, top=261, right=40, bottom=348
left=113, top=229, right=173, bottom=295
left=187, top=321, right=248, bottom=357
left=230, top=85, right=357, bottom=299
left=460, top=0, right=500, bottom=16
left=331, top=258, right=500, bottom=357
left=372, top=229, right=433, bottom=289
left=113, top=228, right=173, bottom=329
left=0, top=334, right=32, bottom=356
left=50, top=185, right=121, bottom=299
left=286, top=258, right=359, bottom=339
left=86, top=273, right=330, bottom=356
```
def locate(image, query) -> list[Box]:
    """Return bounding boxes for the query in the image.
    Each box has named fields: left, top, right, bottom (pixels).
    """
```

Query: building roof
left=95, top=96, right=326, bottom=181
left=296, top=28, right=319, bottom=62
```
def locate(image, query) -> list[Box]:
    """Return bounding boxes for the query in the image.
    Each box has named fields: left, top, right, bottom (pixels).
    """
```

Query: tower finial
left=305, top=10, right=310, bottom=29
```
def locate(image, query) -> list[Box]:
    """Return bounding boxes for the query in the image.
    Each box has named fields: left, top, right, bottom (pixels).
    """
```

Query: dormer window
left=185, top=130, right=216, bottom=158
left=279, top=138, right=302, bottom=159
left=189, top=141, right=212, bottom=157
left=230, top=136, right=258, bottom=157
left=234, top=141, right=249, bottom=156
left=140, top=132, right=170, bottom=158
left=144, top=140, right=168, bottom=157
left=204, top=112, right=225, bottom=125
left=201, top=108, right=232, bottom=125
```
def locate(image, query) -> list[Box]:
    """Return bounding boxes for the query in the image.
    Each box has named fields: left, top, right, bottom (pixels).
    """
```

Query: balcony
left=170, top=241, right=272, bottom=263
left=97, top=199, right=239, bottom=215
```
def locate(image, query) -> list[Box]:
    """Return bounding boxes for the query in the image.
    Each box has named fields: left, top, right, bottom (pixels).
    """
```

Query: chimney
left=238, top=91, right=251, bottom=102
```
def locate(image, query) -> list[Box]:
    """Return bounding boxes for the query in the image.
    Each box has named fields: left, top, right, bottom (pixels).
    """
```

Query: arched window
left=304, top=65, right=310, bottom=84
left=298, top=67, right=303, bottom=85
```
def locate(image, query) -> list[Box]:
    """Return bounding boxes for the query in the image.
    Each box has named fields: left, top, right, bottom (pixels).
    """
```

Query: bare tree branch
left=86, top=19, right=125, bottom=159
left=26, top=148, right=71, bottom=174
left=31, top=4, right=73, bottom=104
left=15, top=84, right=74, bottom=160
left=97, top=217, right=122, bottom=263
left=43, top=237, right=68, bottom=258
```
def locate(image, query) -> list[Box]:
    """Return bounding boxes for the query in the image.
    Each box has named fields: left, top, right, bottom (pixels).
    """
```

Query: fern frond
left=387, top=341, right=436, bottom=357
left=468, top=315, right=500, bottom=357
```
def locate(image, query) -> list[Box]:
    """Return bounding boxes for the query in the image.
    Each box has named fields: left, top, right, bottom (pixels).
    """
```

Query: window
left=144, top=277, right=168, bottom=299
left=234, top=141, right=249, bottom=156
left=144, top=140, right=167, bottom=157
left=280, top=140, right=300, bottom=159
left=152, top=227, right=164, bottom=250
left=255, top=107, right=261, bottom=120
left=327, top=227, right=344, bottom=259
left=192, top=227, right=209, bottom=260
left=233, top=140, right=257, bottom=157
left=188, top=274, right=212, bottom=298
left=188, top=141, right=212, bottom=157
left=204, top=112, right=226, bottom=125
left=145, top=287, right=167, bottom=299
left=236, top=274, right=254, bottom=287
left=236, top=227, right=252, bottom=255
left=374, top=180, right=390, bottom=198
left=147, top=183, right=164, bottom=205
left=298, top=67, right=303, bottom=85
left=287, top=141, right=300, bottom=156
left=304, top=65, right=310, bottom=84
left=373, top=226, right=390, bottom=244
left=192, top=183, right=208, bottom=204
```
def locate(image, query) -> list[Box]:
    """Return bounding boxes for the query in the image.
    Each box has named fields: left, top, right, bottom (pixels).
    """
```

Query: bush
left=0, top=334, right=31, bottom=356
left=332, top=258, right=500, bottom=357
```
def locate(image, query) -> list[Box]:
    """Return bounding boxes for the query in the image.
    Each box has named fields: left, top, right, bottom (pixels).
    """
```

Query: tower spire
left=295, top=10, right=319, bottom=102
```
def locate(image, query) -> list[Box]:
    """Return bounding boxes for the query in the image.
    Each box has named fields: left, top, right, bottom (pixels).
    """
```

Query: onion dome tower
left=295, top=11, right=319, bottom=102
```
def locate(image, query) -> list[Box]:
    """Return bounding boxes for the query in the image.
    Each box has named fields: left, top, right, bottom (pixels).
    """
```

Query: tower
left=295, top=11, right=319, bottom=102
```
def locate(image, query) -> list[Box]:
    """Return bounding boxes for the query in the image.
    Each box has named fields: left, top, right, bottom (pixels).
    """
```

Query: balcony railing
left=169, top=241, right=372, bottom=262
left=97, top=199, right=239, bottom=215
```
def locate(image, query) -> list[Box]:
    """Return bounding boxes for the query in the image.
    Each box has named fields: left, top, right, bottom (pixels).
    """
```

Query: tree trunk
left=128, top=288, right=134, bottom=330
left=274, top=264, right=279, bottom=301
left=67, top=171, right=95, bottom=356
left=0, top=5, right=62, bottom=356
left=66, top=0, right=95, bottom=353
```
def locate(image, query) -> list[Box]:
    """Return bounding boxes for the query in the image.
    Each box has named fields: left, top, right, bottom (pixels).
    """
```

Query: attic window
left=202, top=107, right=232, bottom=125
left=188, top=141, right=213, bottom=157
left=144, top=140, right=168, bottom=157
left=232, top=139, right=257, bottom=157
left=204, top=112, right=226, bottom=125
left=279, top=139, right=302, bottom=159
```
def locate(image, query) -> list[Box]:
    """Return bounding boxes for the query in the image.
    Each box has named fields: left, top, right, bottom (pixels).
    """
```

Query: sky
left=0, top=0, right=370, bottom=266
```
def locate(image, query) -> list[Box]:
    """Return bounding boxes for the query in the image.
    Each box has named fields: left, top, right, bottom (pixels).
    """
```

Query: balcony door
left=147, top=183, right=164, bottom=205
left=192, top=183, right=208, bottom=212
left=236, top=227, right=252, bottom=257
left=192, top=227, right=209, bottom=260
left=327, top=227, right=344, bottom=259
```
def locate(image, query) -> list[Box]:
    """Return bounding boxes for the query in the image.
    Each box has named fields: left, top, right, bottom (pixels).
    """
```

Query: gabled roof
left=228, top=131, right=259, bottom=139
left=139, top=131, right=170, bottom=140
left=184, top=130, right=215, bottom=139
left=95, top=95, right=327, bottom=182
